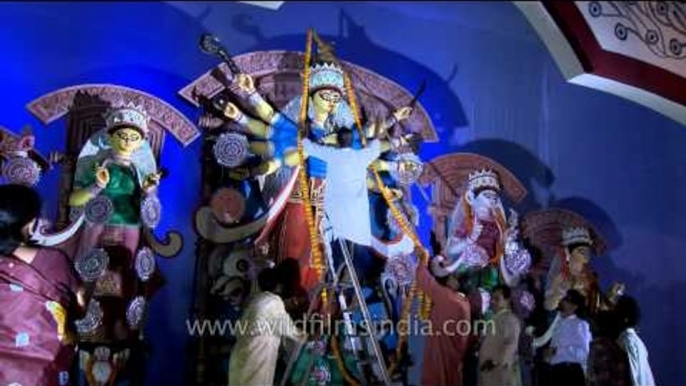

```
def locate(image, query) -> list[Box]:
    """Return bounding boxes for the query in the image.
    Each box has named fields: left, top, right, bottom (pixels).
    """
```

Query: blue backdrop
left=1, top=2, right=684, bottom=385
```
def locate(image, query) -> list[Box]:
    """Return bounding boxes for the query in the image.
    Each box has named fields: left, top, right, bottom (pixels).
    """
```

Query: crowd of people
left=0, top=181, right=655, bottom=386
left=416, top=251, right=656, bottom=386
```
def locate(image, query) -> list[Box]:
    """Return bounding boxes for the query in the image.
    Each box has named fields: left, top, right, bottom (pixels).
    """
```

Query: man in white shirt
left=545, top=289, right=592, bottom=386
left=302, top=128, right=381, bottom=248
left=615, top=296, right=655, bottom=386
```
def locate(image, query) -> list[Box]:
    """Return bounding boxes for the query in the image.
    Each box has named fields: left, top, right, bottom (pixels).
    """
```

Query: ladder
left=279, top=237, right=393, bottom=386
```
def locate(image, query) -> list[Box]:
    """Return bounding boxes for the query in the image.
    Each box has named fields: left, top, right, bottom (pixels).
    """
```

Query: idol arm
left=68, top=184, right=102, bottom=207
left=227, top=107, right=273, bottom=139
left=437, top=236, right=470, bottom=275
left=499, top=255, right=519, bottom=287
left=245, top=91, right=276, bottom=125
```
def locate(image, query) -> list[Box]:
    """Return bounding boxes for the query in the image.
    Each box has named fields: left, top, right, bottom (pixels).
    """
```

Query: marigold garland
left=339, top=50, right=432, bottom=374
left=298, top=30, right=434, bottom=376
left=330, top=334, right=362, bottom=386
left=297, top=29, right=327, bottom=303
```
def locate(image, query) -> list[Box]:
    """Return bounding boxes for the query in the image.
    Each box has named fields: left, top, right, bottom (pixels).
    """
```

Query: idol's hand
left=229, top=167, right=251, bottom=180
left=608, top=281, right=626, bottom=300
left=393, top=106, right=413, bottom=122
left=143, top=172, right=162, bottom=191
left=95, top=166, right=110, bottom=188
left=223, top=102, right=241, bottom=121
left=388, top=188, right=404, bottom=200
left=468, top=216, right=483, bottom=244
left=236, top=73, right=256, bottom=94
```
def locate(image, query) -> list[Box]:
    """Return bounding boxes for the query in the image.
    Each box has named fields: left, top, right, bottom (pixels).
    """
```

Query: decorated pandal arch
left=10, top=84, right=200, bottom=385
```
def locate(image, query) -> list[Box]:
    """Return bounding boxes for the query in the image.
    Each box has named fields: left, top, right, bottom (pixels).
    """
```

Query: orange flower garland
left=296, top=29, right=327, bottom=303
left=340, top=58, right=432, bottom=374
left=296, top=30, right=434, bottom=376
left=331, top=334, right=362, bottom=386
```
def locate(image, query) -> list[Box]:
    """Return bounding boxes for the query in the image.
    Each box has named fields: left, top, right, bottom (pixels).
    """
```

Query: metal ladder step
left=279, top=238, right=393, bottom=386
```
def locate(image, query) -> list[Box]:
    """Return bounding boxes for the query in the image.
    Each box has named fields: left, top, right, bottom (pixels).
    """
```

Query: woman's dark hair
left=615, top=295, right=641, bottom=329
left=566, top=242, right=592, bottom=254
left=472, top=186, right=499, bottom=198
left=0, top=184, right=42, bottom=255
left=107, top=124, right=145, bottom=137
left=275, top=258, right=302, bottom=297
left=257, top=267, right=280, bottom=293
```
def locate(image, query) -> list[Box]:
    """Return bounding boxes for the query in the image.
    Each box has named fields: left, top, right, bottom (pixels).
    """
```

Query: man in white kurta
left=479, top=285, right=522, bottom=386
left=615, top=296, right=655, bottom=386
left=228, top=290, right=305, bottom=386
left=302, top=134, right=381, bottom=246
left=618, top=327, right=655, bottom=386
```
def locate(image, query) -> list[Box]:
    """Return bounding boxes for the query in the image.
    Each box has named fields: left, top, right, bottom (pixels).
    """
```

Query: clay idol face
left=569, top=245, right=592, bottom=275
left=110, top=127, right=144, bottom=156
left=472, top=189, right=501, bottom=221
left=312, top=89, right=341, bottom=115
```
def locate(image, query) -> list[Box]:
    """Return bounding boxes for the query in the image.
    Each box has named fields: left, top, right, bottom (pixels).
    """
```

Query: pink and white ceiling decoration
left=516, top=1, right=686, bottom=125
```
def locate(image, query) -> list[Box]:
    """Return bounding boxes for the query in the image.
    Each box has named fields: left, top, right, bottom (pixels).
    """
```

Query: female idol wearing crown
left=220, top=44, right=414, bottom=291
left=543, top=226, right=601, bottom=313
left=65, top=104, right=164, bottom=385
left=433, top=169, right=531, bottom=298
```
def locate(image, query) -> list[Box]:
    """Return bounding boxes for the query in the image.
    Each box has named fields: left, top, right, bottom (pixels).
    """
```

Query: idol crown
left=562, top=226, right=593, bottom=247
left=468, top=169, right=501, bottom=192
left=104, top=103, right=149, bottom=134
left=309, top=62, right=345, bottom=94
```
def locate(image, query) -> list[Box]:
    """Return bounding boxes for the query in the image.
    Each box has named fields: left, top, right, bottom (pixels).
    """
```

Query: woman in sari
left=0, top=184, right=85, bottom=386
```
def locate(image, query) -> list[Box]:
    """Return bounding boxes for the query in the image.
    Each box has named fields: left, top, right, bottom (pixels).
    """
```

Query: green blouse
left=78, top=163, right=141, bottom=225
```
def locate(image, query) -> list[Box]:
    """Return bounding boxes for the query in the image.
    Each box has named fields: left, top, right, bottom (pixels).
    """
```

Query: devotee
left=0, top=184, right=86, bottom=386
left=586, top=310, right=632, bottom=386
left=302, top=127, right=382, bottom=254
left=228, top=266, right=306, bottom=386
left=415, top=254, right=471, bottom=386
left=545, top=289, right=592, bottom=386
left=478, top=284, right=522, bottom=386
left=615, top=296, right=655, bottom=386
